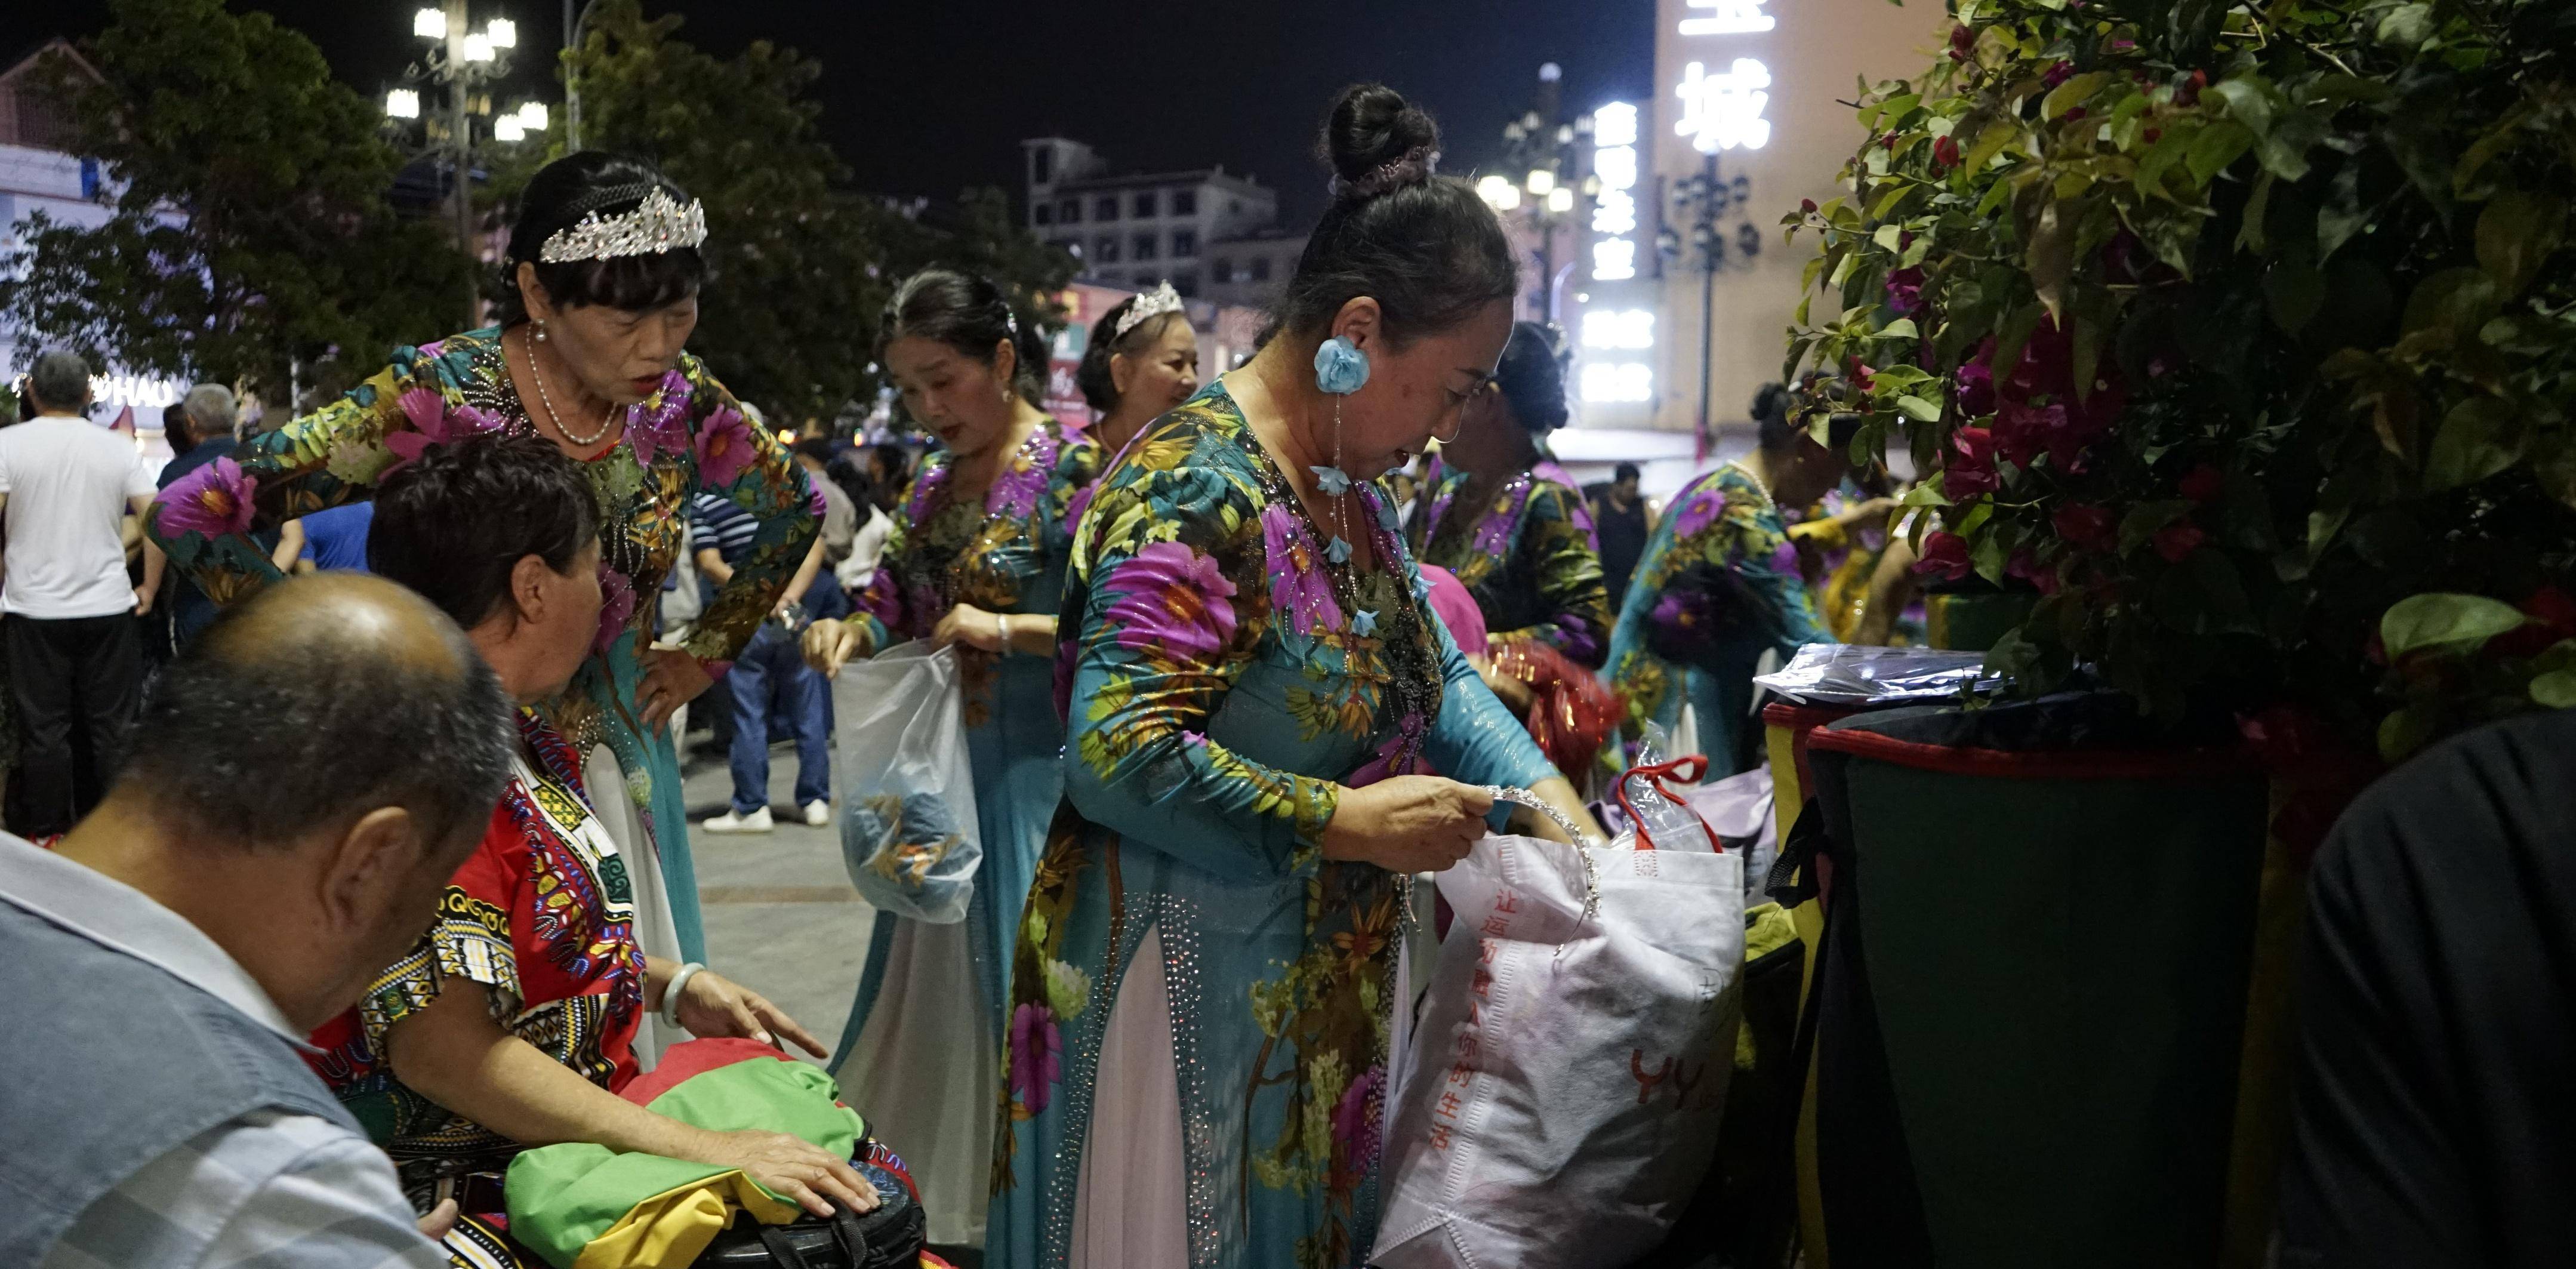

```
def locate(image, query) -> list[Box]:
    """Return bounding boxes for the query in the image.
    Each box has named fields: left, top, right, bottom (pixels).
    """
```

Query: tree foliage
left=0, top=0, right=469, bottom=398
left=549, top=0, right=1076, bottom=423
left=1786, top=0, right=2575, bottom=790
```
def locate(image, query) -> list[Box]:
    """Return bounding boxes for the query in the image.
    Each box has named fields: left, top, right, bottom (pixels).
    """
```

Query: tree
left=554, top=0, right=1076, bottom=423
left=0, top=0, right=470, bottom=400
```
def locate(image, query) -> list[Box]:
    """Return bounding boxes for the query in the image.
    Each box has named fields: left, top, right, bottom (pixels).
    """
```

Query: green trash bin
left=1794, top=700, right=2270, bottom=1268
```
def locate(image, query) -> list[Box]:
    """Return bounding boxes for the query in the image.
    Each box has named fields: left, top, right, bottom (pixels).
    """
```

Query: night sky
left=7, top=0, right=1655, bottom=228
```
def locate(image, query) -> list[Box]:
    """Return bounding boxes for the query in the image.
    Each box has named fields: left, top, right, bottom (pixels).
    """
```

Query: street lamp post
left=1659, top=153, right=1760, bottom=454
left=1479, top=64, right=1591, bottom=325
left=386, top=4, right=547, bottom=324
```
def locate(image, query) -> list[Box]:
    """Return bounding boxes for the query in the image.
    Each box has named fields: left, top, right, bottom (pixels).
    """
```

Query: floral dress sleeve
left=670, top=359, right=818, bottom=665
left=147, top=344, right=472, bottom=604
left=1646, top=472, right=1834, bottom=664
left=1500, top=481, right=1616, bottom=668
left=1061, top=463, right=1343, bottom=885
left=848, top=473, right=925, bottom=656
left=1420, top=567, right=1561, bottom=791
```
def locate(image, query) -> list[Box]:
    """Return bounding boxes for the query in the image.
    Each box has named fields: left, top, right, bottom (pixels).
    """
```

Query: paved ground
left=679, top=741, right=874, bottom=1067
left=681, top=741, right=987, bottom=1265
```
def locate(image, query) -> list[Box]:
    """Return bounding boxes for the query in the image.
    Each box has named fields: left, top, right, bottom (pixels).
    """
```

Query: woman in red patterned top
left=304, top=433, right=874, bottom=1264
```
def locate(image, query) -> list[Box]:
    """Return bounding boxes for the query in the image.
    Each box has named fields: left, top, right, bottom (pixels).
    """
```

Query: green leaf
left=2375, top=2, right=2433, bottom=47
left=2377, top=705, right=2436, bottom=765
left=1876, top=317, right=1921, bottom=340
left=2403, top=267, right=2503, bottom=340
left=2263, top=258, right=2326, bottom=335
left=2186, top=121, right=2255, bottom=187
left=1869, top=182, right=1913, bottom=220
left=1872, top=223, right=1905, bottom=254
left=2119, top=500, right=2194, bottom=555
left=2476, top=191, right=2568, bottom=298
left=2134, top=123, right=2198, bottom=198
left=2531, top=670, right=2576, bottom=710
left=2380, top=593, right=2529, bottom=660
left=1963, top=121, right=2019, bottom=174
left=2424, top=397, right=2524, bottom=490
left=2042, top=71, right=2107, bottom=121
left=2254, top=109, right=2328, bottom=183
left=1894, top=395, right=1943, bottom=421
left=2208, top=78, right=2275, bottom=136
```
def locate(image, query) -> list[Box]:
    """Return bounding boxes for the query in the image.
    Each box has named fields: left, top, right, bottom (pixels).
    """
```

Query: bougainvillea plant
left=1785, top=0, right=2575, bottom=830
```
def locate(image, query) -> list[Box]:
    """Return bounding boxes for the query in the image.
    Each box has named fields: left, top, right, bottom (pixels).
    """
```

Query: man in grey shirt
left=0, top=574, right=515, bottom=1267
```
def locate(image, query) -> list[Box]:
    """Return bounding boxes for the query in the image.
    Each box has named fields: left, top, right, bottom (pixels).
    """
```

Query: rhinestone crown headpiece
left=1113, top=282, right=1186, bottom=342
left=538, top=187, right=708, bottom=264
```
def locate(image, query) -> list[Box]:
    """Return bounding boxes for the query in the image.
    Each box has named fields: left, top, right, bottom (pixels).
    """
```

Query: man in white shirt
left=0, top=352, right=165, bottom=835
left=0, top=572, right=515, bottom=1267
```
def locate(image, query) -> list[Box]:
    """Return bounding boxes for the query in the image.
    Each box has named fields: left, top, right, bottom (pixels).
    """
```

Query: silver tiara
left=538, top=187, right=708, bottom=264
left=1113, top=282, right=1185, bottom=341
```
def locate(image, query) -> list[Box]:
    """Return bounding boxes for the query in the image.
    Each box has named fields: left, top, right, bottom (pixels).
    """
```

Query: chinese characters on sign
left=1578, top=101, right=1654, bottom=405
left=1675, top=58, right=1774, bottom=155
left=1678, top=0, right=1774, bottom=36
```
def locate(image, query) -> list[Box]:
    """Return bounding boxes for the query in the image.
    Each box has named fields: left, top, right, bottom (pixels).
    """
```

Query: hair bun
left=1321, top=84, right=1442, bottom=198
left=1751, top=382, right=1794, bottom=426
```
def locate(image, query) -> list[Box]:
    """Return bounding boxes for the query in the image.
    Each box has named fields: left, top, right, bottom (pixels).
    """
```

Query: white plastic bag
left=1684, top=765, right=1779, bottom=906
left=831, top=640, right=981, bottom=923
left=1374, top=832, right=1747, bottom=1268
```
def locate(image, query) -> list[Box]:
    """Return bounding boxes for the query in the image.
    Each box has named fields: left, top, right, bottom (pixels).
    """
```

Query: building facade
left=1, top=40, right=185, bottom=432
left=1022, top=138, right=1306, bottom=310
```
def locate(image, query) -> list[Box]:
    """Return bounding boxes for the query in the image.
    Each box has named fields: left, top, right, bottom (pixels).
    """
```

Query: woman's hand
left=682, top=1128, right=880, bottom=1218
left=673, top=969, right=831, bottom=1059
left=636, top=648, right=713, bottom=734
left=932, top=602, right=1009, bottom=654
left=1322, top=776, right=1495, bottom=874
left=802, top=618, right=865, bottom=677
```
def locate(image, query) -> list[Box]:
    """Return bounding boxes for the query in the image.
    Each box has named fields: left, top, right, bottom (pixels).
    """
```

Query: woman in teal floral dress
left=1410, top=321, right=1612, bottom=669
left=1605, top=384, right=1862, bottom=775
left=989, top=85, right=1595, bottom=1269
left=800, top=269, right=1102, bottom=1249
left=146, top=155, right=817, bottom=972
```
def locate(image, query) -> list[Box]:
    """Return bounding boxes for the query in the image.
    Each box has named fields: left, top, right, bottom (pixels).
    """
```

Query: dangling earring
left=534, top=319, right=549, bottom=343
left=1309, top=335, right=1369, bottom=567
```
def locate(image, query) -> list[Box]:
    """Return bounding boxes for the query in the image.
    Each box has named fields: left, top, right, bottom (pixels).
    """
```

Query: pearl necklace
left=524, top=328, right=623, bottom=448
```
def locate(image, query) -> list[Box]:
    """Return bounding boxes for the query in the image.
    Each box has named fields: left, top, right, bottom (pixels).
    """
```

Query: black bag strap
left=1766, top=795, right=1827, bottom=907
left=756, top=1225, right=814, bottom=1269
left=830, top=1204, right=871, bottom=1263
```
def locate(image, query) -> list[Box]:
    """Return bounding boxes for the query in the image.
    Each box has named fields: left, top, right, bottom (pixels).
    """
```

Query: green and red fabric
left=507, top=1037, right=902, bottom=1269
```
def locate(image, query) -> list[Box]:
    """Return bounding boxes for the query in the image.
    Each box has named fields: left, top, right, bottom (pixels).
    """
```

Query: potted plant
left=1770, top=0, right=2571, bottom=1261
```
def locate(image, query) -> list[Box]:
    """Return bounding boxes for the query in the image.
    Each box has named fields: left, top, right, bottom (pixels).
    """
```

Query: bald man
left=0, top=574, right=514, bottom=1268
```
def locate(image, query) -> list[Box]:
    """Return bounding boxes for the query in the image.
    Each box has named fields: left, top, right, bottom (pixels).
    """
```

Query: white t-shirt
left=0, top=415, right=160, bottom=619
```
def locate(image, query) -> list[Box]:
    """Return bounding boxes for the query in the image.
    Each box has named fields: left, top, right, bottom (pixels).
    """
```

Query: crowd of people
left=11, top=70, right=2514, bottom=1269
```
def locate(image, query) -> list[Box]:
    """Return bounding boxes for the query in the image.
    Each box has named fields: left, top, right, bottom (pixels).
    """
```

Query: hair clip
left=1332, top=146, right=1441, bottom=200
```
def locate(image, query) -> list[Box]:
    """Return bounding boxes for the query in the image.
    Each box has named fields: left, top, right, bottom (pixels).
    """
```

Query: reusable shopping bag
left=1373, top=820, right=1748, bottom=1268
left=831, top=641, right=981, bottom=923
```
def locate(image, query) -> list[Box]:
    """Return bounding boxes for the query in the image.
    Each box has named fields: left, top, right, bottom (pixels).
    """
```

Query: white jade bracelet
left=661, top=961, right=707, bottom=1028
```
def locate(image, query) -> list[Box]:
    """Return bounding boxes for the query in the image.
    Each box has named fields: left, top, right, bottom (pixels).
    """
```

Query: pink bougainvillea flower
left=2042, top=59, right=2075, bottom=89
left=1933, top=135, right=1963, bottom=170
left=1884, top=266, right=1926, bottom=315
left=1915, top=531, right=1974, bottom=581
left=1943, top=426, right=1998, bottom=499
left=1955, top=352, right=1997, bottom=418
left=2152, top=520, right=2207, bottom=563
left=1008, top=1003, right=1062, bottom=1114
left=1261, top=504, right=1342, bottom=635
left=2007, top=548, right=2062, bottom=596
left=2052, top=503, right=2118, bottom=553
left=1103, top=540, right=1240, bottom=660
left=2178, top=463, right=2226, bottom=506
left=386, top=387, right=501, bottom=469
left=155, top=457, right=260, bottom=539
left=694, top=405, right=760, bottom=489
left=594, top=565, right=636, bottom=655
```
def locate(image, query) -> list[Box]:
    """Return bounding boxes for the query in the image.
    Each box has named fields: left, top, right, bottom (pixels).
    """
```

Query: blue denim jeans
left=727, top=621, right=830, bottom=815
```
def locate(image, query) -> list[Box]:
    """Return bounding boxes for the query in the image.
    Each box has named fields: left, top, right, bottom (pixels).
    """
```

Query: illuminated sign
left=1581, top=309, right=1656, bottom=350
left=1675, top=58, right=1773, bottom=154
left=1679, top=0, right=1774, bottom=36
left=1577, top=101, right=1653, bottom=405
left=1580, top=362, right=1654, bottom=404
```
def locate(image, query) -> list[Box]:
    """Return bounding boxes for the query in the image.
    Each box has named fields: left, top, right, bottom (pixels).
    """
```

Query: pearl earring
left=534, top=321, right=549, bottom=343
